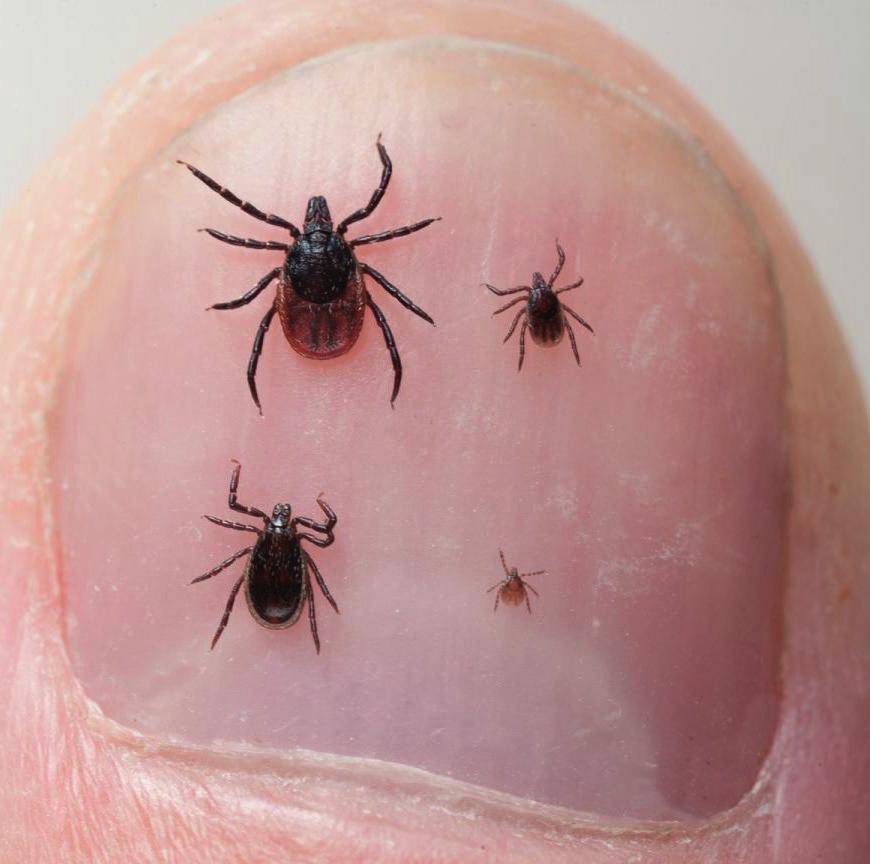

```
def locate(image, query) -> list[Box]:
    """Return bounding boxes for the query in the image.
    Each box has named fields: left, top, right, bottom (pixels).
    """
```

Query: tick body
left=178, top=137, right=439, bottom=412
left=485, top=241, right=594, bottom=370
left=486, top=550, right=545, bottom=614
left=192, top=461, right=339, bottom=652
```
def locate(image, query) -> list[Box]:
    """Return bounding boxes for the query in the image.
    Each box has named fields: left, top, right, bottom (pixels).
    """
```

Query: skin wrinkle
left=0, top=1, right=867, bottom=861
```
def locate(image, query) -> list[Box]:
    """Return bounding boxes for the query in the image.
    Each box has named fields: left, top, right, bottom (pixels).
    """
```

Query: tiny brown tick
left=486, top=550, right=546, bottom=614
left=485, top=240, right=593, bottom=370
left=192, top=461, right=339, bottom=653
left=178, top=136, right=439, bottom=412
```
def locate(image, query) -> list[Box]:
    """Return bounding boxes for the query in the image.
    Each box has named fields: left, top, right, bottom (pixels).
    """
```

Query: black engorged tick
left=192, top=460, right=339, bottom=653
left=178, top=136, right=439, bottom=412
left=486, top=550, right=545, bottom=614
left=485, top=240, right=594, bottom=370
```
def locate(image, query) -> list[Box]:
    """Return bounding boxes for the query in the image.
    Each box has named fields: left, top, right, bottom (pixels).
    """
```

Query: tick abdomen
left=528, top=290, right=565, bottom=346
left=244, top=533, right=306, bottom=628
left=501, top=580, right=526, bottom=605
left=277, top=267, right=366, bottom=359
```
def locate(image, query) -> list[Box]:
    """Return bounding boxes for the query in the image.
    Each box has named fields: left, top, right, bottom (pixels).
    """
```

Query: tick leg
left=522, top=571, right=546, bottom=580
left=295, top=530, right=334, bottom=548
left=247, top=305, right=277, bottom=415
left=485, top=283, right=531, bottom=297
left=563, top=304, right=595, bottom=334
left=294, top=497, right=337, bottom=546
left=305, top=574, right=321, bottom=654
left=227, top=459, right=269, bottom=520
left=361, top=263, right=434, bottom=326
left=565, top=319, right=581, bottom=366
left=555, top=277, right=584, bottom=295
left=350, top=217, right=441, bottom=247
left=524, top=582, right=540, bottom=597
left=548, top=241, right=566, bottom=288
left=498, top=550, right=511, bottom=577
left=303, top=550, right=340, bottom=615
left=200, top=228, right=289, bottom=251
left=208, top=267, right=280, bottom=311
left=191, top=546, right=253, bottom=585
left=203, top=515, right=262, bottom=534
left=502, top=308, right=526, bottom=343
left=365, top=292, right=403, bottom=405
left=492, top=295, right=527, bottom=316
left=486, top=580, right=505, bottom=594
left=178, top=161, right=300, bottom=236
left=210, top=572, right=246, bottom=650
left=524, top=590, right=533, bottom=615
left=338, top=135, right=392, bottom=233
left=518, top=319, right=529, bottom=371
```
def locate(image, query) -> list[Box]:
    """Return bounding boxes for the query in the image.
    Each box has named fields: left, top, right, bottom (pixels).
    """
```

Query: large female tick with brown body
left=192, top=461, right=339, bottom=652
left=487, top=550, right=545, bottom=614
left=486, top=241, right=593, bottom=370
left=179, top=137, right=438, bottom=412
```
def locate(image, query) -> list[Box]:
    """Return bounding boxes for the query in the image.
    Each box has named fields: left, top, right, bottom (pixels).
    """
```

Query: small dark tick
left=178, top=136, right=439, bottom=412
left=486, top=550, right=545, bottom=614
left=485, top=240, right=594, bottom=370
left=192, top=460, right=339, bottom=653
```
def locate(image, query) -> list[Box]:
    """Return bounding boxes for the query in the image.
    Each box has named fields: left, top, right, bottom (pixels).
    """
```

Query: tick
left=485, top=240, right=594, bottom=370
left=192, top=460, right=339, bottom=652
left=178, top=136, right=439, bottom=412
left=486, top=550, right=545, bottom=613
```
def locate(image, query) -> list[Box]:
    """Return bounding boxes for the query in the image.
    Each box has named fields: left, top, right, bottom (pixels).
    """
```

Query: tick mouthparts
left=303, top=195, right=333, bottom=228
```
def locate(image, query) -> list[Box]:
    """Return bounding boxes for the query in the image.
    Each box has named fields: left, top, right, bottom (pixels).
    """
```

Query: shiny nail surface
left=53, top=38, right=786, bottom=820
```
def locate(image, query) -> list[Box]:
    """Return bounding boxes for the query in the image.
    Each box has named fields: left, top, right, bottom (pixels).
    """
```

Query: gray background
left=3, top=1, right=869, bottom=397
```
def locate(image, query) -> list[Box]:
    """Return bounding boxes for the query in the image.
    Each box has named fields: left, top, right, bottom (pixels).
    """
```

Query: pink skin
left=0, top=1, right=867, bottom=862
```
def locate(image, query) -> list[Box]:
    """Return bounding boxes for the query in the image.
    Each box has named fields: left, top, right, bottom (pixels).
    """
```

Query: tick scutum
left=283, top=198, right=355, bottom=304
